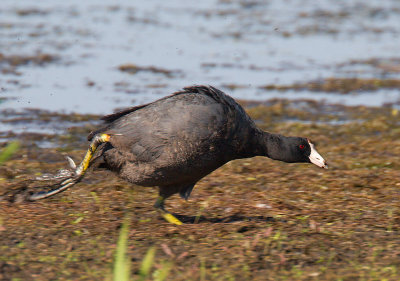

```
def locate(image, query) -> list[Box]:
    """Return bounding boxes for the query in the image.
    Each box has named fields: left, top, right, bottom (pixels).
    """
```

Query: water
left=1, top=0, right=400, bottom=115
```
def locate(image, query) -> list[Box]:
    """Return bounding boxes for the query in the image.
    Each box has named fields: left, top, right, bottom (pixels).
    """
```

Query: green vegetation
left=138, top=247, right=156, bottom=281
left=0, top=141, right=19, bottom=164
left=113, top=216, right=131, bottom=281
left=112, top=216, right=170, bottom=281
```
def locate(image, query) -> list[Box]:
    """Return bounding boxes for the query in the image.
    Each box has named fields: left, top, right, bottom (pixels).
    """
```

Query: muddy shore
left=1, top=101, right=400, bottom=280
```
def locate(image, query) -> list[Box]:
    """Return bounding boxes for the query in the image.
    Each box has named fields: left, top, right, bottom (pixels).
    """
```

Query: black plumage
left=30, top=85, right=327, bottom=224
left=90, top=86, right=260, bottom=198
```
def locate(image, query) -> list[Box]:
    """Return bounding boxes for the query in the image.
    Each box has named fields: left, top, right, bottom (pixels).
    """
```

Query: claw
left=35, top=157, right=76, bottom=181
left=35, top=169, right=74, bottom=181
left=35, top=173, right=54, bottom=181
left=66, top=156, right=76, bottom=170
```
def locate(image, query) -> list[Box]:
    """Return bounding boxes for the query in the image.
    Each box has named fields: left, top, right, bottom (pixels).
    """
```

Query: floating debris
left=118, top=64, right=181, bottom=78
left=260, top=78, right=400, bottom=94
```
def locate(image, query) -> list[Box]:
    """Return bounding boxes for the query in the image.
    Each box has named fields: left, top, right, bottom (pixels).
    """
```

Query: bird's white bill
left=308, top=141, right=328, bottom=169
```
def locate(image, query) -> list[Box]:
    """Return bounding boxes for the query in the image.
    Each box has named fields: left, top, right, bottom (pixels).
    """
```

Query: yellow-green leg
left=154, top=196, right=183, bottom=225
left=76, top=133, right=111, bottom=176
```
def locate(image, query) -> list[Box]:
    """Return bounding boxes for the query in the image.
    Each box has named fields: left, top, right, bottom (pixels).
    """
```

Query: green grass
left=113, top=216, right=131, bottom=281
left=112, top=217, right=171, bottom=281
left=0, top=141, right=19, bottom=164
left=138, top=247, right=156, bottom=281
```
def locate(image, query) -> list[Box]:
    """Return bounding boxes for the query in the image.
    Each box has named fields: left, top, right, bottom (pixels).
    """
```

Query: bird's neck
left=249, top=129, right=292, bottom=162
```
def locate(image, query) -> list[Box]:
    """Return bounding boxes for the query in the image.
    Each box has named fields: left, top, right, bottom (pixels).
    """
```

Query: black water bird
left=30, top=86, right=327, bottom=224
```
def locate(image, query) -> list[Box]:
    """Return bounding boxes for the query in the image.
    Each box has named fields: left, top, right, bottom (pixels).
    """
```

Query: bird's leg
left=28, top=134, right=111, bottom=201
left=154, top=196, right=183, bottom=225
left=75, top=133, right=111, bottom=177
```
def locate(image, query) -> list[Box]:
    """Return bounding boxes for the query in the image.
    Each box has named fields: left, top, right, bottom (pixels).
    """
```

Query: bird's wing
left=103, top=100, right=227, bottom=164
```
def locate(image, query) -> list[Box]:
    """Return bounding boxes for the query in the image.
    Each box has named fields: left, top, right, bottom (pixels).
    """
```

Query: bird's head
left=285, top=137, right=328, bottom=169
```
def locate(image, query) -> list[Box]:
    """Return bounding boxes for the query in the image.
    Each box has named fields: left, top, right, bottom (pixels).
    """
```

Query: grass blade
left=200, top=259, right=206, bottom=281
left=153, top=262, right=172, bottom=281
left=113, top=216, right=131, bottom=281
left=139, top=247, right=156, bottom=280
left=0, top=141, right=19, bottom=164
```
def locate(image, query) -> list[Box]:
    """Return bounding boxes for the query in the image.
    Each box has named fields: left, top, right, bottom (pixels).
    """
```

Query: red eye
left=299, top=145, right=305, bottom=149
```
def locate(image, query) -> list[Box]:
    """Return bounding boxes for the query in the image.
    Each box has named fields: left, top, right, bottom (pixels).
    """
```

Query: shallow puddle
left=0, top=0, right=400, bottom=117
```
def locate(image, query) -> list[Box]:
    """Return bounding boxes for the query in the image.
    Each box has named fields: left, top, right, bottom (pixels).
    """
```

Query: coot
left=30, top=86, right=327, bottom=225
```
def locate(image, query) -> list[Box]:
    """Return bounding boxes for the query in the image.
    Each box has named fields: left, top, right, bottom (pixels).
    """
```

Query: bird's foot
left=160, top=211, right=183, bottom=225
left=28, top=133, right=111, bottom=201
left=154, top=195, right=183, bottom=225
left=35, top=156, right=77, bottom=181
